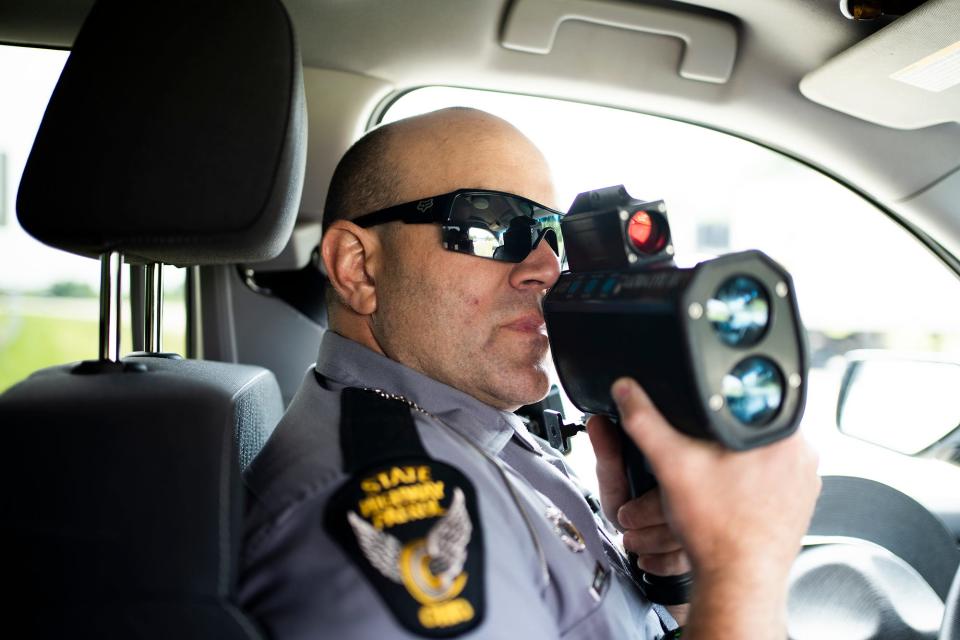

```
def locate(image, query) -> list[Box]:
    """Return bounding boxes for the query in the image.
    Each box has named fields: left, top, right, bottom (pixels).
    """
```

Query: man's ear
left=321, top=220, right=382, bottom=316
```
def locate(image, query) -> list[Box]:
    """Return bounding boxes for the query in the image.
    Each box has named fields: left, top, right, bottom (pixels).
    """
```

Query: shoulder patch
left=325, top=458, right=485, bottom=637
left=325, top=387, right=484, bottom=637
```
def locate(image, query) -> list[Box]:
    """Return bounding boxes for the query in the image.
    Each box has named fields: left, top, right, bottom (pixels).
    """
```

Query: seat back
left=0, top=0, right=306, bottom=636
left=2, top=359, right=283, bottom=638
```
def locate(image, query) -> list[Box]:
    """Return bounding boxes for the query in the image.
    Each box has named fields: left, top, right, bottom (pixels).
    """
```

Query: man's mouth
left=503, top=314, right=547, bottom=334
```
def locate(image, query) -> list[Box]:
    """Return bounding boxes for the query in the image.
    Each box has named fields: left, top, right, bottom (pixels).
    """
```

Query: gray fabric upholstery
left=122, top=356, right=285, bottom=472
left=3, top=1, right=304, bottom=637
left=0, top=357, right=282, bottom=638
left=233, top=370, right=285, bottom=471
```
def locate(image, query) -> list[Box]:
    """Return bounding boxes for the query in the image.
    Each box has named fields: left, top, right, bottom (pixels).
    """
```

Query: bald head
left=323, top=107, right=557, bottom=231
left=319, top=107, right=562, bottom=409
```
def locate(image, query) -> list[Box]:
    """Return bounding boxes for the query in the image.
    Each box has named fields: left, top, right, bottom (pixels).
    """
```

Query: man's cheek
left=448, top=283, right=484, bottom=313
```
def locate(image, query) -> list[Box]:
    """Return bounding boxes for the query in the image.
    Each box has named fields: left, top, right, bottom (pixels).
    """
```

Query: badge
left=326, top=458, right=485, bottom=637
left=545, top=505, right=586, bottom=553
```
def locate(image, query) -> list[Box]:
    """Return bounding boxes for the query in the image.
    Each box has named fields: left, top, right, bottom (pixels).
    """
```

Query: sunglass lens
left=494, top=218, right=537, bottom=262
left=449, top=193, right=564, bottom=263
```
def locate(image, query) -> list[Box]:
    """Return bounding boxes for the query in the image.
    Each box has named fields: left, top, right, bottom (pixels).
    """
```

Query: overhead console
left=801, top=0, right=960, bottom=129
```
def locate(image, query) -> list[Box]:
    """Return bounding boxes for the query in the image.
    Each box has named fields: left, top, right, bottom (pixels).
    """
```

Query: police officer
left=239, top=107, right=821, bottom=639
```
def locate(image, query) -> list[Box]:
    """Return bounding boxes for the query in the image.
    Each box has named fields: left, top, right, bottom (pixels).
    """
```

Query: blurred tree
left=47, top=281, right=97, bottom=298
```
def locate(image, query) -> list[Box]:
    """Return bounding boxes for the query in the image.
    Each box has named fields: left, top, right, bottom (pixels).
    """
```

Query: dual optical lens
left=707, top=276, right=770, bottom=348
left=707, top=276, right=784, bottom=427
left=722, top=356, right=784, bottom=426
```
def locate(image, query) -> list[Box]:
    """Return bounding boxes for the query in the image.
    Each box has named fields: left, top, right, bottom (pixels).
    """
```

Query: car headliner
left=1, top=0, right=959, bottom=261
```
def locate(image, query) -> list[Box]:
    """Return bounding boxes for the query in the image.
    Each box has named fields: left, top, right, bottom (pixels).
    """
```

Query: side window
left=0, top=45, right=186, bottom=392
left=383, top=88, right=960, bottom=491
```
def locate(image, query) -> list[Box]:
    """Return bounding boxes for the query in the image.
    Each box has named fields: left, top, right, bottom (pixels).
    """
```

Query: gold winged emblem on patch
left=347, top=487, right=476, bottom=629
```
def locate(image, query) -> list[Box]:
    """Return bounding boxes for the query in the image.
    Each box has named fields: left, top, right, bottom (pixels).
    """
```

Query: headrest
left=16, top=0, right=306, bottom=265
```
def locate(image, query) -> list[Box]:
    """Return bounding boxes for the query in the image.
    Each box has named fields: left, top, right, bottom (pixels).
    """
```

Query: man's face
left=368, top=113, right=561, bottom=410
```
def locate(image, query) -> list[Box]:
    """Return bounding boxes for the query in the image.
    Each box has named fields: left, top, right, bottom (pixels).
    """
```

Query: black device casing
left=544, top=250, right=808, bottom=451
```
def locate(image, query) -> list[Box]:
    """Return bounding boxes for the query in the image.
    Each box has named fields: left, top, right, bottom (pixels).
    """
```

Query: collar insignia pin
left=545, top=505, right=586, bottom=553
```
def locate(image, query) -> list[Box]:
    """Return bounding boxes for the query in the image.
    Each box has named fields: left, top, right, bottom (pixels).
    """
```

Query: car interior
left=1, top=0, right=960, bottom=638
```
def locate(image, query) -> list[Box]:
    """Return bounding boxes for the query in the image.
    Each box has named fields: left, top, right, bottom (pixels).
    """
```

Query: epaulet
left=324, top=387, right=485, bottom=637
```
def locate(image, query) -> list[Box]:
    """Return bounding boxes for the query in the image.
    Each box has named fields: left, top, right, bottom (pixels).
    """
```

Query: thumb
left=611, top=377, right=686, bottom=471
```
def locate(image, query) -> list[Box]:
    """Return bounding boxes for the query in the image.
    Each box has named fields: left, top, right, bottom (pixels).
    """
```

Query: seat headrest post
left=145, top=263, right=164, bottom=354
left=99, top=251, right=122, bottom=362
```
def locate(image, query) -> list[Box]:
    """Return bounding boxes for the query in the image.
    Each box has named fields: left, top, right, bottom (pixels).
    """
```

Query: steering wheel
left=788, top=476, right=960, bottom=639
left=941, top=566, right=960, bottom=640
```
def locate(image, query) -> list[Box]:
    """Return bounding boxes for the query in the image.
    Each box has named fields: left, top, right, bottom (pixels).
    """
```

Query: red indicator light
left=627, top=210, right=665, bottom=253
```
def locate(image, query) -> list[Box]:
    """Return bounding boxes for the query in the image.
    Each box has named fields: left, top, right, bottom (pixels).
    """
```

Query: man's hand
left=587, top=409, right=693, bottom=625
left=587, top=415, right=691, bottom=577
left=603, top=377, right=821, bottom=638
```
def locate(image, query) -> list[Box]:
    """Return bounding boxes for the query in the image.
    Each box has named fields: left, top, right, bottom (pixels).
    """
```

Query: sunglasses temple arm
left=352, top=204, right=445, bottom=228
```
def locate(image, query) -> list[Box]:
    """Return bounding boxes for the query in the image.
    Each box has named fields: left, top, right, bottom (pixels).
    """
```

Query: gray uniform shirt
left=240, top=331, right=667, bottom=639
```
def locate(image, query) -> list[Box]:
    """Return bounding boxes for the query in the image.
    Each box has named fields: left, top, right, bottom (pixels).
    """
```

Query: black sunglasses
left=351, top=189, right=565, bottom=264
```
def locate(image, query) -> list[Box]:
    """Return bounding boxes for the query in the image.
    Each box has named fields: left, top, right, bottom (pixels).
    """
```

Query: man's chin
left=490, top=367, right=552, bottom=411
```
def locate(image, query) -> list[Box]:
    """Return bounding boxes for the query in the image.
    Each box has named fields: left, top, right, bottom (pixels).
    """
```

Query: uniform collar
left=316, top=331, right=533, bottom=457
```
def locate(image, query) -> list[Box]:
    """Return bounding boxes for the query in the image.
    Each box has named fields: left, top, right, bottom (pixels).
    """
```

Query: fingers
left=608, top=378, right=820, bottom=599
left=608, top=378, right=693, bottom=578
left=611, top=378, right=687, bottom=469
left=616, top=489, right=666, bottom=530
left=586, top=415, right=630, bottom=525
left=634, top=550, right=692, bottom=576
left=619, top=492, right=691, bottom=576
left=622, top=524, right=682, bottom=555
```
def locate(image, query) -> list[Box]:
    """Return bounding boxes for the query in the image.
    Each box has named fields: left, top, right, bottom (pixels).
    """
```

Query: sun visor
left=16, top=0, right=306, bottom=266
left=800, top=0, right=960, bottom=130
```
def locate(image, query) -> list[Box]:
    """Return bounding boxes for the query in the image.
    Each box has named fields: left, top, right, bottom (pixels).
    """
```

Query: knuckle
left=619, top=493, right=664, bottom=530
left=624, top=524, right=678, bottom=554
left=622, top=529, right=643, bottom=552
left=637, top=550, right=689, bottom=576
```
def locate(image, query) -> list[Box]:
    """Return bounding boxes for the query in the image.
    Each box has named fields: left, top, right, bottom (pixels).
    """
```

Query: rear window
left=0, top=45, right=186, bottom=392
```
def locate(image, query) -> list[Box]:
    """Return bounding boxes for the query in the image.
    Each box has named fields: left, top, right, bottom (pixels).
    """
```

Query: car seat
left=0, top=0, right=305, bottom=637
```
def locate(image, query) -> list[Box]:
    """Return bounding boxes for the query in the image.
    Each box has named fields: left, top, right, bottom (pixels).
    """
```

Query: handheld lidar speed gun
left=543, top=185, right=809, bottom=604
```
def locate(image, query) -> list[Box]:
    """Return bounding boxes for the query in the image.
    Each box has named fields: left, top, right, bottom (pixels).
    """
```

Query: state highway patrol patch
left=324, top=387, right=485, bottom=637
left=326, top=459, right=485, bottom=637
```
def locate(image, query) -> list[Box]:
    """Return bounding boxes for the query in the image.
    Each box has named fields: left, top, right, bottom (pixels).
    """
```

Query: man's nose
left=510, top=237, right=561, bottom=291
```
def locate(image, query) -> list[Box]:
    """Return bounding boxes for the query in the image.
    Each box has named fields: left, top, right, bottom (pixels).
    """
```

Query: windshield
left=384, top=87, right=960, bottom=501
